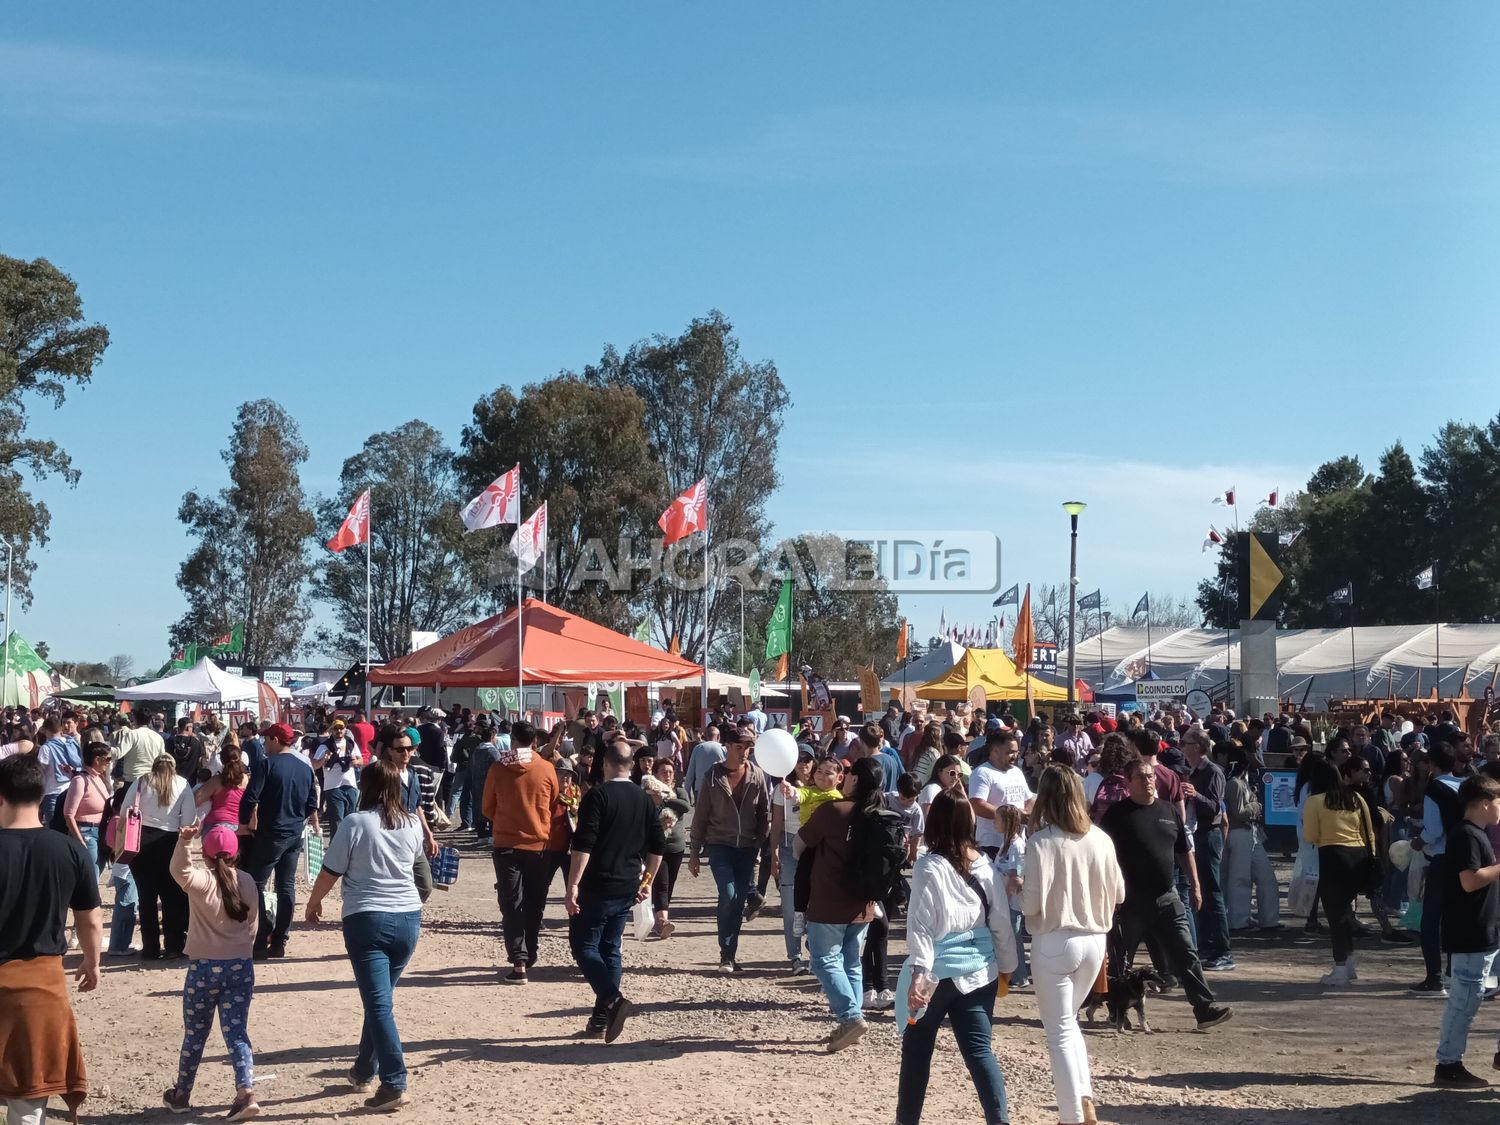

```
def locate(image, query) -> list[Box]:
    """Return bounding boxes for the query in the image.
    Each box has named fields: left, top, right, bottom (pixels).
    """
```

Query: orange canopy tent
left=368, top=598, right=703, bottom=687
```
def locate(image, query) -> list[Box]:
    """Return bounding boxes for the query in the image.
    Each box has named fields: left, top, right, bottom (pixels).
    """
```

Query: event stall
left=916, top=647, right=1070, bottom=702
left=116, top=656, right=261, bottom=705
left=0, top=631, right=76, bottom=707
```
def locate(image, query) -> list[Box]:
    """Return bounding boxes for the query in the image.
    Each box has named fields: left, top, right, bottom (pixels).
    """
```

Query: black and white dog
left=1079, top=967, right=1167, bottom=1032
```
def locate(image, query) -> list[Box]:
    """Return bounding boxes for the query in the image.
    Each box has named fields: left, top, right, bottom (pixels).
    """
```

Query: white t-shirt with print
left=969, top=763, right=1034, bottom=849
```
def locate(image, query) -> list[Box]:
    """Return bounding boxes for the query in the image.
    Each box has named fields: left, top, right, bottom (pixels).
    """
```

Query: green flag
left=747, top=667, right=761, bottom=702
left=209, top=624, right=245, bottom=654
left=765, top=578, right=793, bottom=660
left=634, top=618, right=652, bottom=645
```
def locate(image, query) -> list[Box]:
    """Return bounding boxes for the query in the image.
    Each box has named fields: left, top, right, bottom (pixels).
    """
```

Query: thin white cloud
left=0, top=40, right=393, bottom=128
left=633, top=100, right=1489, bottom=187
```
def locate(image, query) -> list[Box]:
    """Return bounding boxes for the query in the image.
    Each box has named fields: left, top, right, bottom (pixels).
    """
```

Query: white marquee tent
left=1062, top=624, right=1500, bottom=708
left=883, top=640, right=966, bottom=692
left=116, top=657, right=261, bottom=705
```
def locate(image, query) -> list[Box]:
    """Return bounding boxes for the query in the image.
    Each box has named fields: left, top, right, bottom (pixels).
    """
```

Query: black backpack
left=847, top=805, right=909, bottom=903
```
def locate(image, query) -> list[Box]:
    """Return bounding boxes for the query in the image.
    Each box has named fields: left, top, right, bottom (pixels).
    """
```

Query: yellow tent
left=915, top=647, right=1070, bottom=702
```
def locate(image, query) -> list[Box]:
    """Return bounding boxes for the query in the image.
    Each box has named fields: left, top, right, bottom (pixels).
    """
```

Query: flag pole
left=701, top=509, right=710, bottom=717
left=1097, top=600, right=1105, bottom=693
left=1349, top=582, right=1358, bottom=701
left=1434, top=563, right=1441, bottom=698
left=1145, top=597, right=1154, bottom=675
left=517, top=478, right=524, bottom=722
left=364, top=515, right=372, bottom=716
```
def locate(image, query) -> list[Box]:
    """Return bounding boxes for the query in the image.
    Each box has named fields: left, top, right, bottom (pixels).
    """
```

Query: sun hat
left=202, top=823, right=240, bottom=860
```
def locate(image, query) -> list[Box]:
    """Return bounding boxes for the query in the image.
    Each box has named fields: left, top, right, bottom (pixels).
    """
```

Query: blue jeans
left=777, top=843, right=802, bottom=962
left=40, top=791, right=63, bottom=828
left=324, top=786, right=358, bottom=842
left=897, top=978, right=1008, bottom=1125
left=1009, top=909, right=1031, bottom=986
left=1437, top=948, right=1500, bottom=1064
left=109, top=864, right=139, bottom=954
left=569, top=893, right=634, bottom=1019
left=1175, top=867, right=1199, bottom=947
left=78, top=823, right=101, bottom=871
left=452, top=770, right=472, bottom=828
left=807, top=921, right=868, bottom=1024
left=1382, top=820, right=1409, bottom=912
left=707, top=844, right=757, bottom=961
left=344, top=910, right=422, bottom=1091
left=1194, top=827, right=1231, bottom=962
left=177, top=958, right=255, bottom=1094
left=247, top=833, right=304, bottom=948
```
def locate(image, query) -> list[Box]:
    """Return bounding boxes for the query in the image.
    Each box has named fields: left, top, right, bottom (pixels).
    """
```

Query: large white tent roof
left=116, top=656, right=261, bottom=704
left=1064, top=624, right=1500, bottom=706
left=883, top=640, right=966, bottom=691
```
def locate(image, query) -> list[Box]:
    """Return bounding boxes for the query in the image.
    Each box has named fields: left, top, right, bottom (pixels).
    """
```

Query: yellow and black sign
left=1237, top=531, right=1285, bottom=622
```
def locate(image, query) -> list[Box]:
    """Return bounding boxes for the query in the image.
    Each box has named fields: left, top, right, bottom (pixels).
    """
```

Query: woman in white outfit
left=1024, top=764, right=1125, bottom=1125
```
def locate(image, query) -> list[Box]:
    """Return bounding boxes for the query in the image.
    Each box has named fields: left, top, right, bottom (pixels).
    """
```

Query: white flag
left=1414, top=565, right=1434, bottom=590
left=461, top=465, right=520, bottom=531
left=511, top=502, right=547, bottom=574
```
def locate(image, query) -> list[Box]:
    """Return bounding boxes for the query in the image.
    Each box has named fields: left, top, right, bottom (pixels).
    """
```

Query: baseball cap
left=264, top=722, right=295, bottom=745
left=985, top=716, right=1002, bottom=731
left=202, top=824, right=240, bottom=859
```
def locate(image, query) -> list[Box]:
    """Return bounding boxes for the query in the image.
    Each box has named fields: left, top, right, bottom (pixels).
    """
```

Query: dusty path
left=67, top=832, right=1500, bottom=1124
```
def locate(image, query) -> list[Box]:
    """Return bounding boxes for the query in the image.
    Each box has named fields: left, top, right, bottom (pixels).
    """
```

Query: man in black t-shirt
left=1101, top=760, right=1231, bottom=1030
left=1432, top=774, right=1500, bottom=1087
left=167, top=717, right=206, bottom=780
left=565, top=738, right=665, bottom=1044
left=0, top=755, right=102, bottom=1119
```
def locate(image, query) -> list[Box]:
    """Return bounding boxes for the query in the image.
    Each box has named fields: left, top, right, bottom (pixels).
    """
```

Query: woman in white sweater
left=1023, top=764, right=1125, bottom=1125
left=120, top=755, right=192, bottom=960
left=895, top=790, right=1017, bottom=1125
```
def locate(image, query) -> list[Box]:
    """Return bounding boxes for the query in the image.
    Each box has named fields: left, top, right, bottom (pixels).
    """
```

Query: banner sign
left=1029, top=643, right=1058, bottom=675
left=1263, top=770, right=1299, bottom=827
left=1135, top=679, right=1188, bottom=701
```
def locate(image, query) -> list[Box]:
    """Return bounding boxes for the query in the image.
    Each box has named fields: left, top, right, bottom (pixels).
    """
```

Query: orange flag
left=668, top=635, right=681, bottom=655
left=773, top=652, right=788, bottom=681
left=896, top=618, right=908, bottom=661
left=1012, top=585, right=1035, bottom=679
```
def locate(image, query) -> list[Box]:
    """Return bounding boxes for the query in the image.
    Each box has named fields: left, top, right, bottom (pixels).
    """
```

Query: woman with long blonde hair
left=120, top=755, right=192, bottom=959
left=1025, top=765, right=1125, bottom=1125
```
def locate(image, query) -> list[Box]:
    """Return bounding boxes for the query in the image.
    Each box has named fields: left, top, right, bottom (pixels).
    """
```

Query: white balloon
left=1400, top=720, right=1414, bottom=735
left=755, top=727, right=799, bottom=777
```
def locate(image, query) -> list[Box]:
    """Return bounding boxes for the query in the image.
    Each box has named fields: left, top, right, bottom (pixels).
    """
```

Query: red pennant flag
left=1265, top=488, right=1278, bottom=508
left=327, top=490, right=371, bottom=553
left=658, top=478, right=708, bottom=545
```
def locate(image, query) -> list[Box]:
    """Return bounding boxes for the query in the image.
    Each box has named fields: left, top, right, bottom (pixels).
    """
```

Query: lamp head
left=1062, top=501, right=1087, bottom=517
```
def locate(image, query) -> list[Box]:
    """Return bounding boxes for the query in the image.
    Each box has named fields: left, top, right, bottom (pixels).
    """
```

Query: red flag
left=658, top=478, right=708, bottom=545
left=510, top=502, right=547, bottom=573
left=1202, top=525, right=1224, bottom=552
left=327, top=490, right=371, bottom=553
left=1265, top=488, right=1278, bottom=508
left=461, top=465, right=520, bottom=531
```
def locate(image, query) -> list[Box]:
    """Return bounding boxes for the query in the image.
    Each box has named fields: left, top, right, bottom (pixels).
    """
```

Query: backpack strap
left=958, top=866, right=991, bottom=921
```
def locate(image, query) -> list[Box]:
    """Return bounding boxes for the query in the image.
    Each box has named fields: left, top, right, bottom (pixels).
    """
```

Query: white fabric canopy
left=883, top=641, right=965, bottom=691
left=291, top=681, right=336, bottom=699
left=659, top=670, right=787, bottom=698
left=116, top=657, right=261, bottom=704
left=1063, top=623, right=1500, bottom=707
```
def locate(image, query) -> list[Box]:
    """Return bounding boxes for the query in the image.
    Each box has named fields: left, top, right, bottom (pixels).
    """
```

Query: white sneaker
left=861, top=989, right=877, bottom=1010
left=792, top=912, right=806, bottom=939
left=1320, top=963, right=1353, bottom=987
left=871, top=989, right=896, bottom=1010
left=1347, top=954, right=1359, bottom=980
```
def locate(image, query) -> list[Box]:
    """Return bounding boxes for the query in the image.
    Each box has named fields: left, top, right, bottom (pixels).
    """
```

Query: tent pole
left=1434, top=568, right=1442, bottom=698
left=1349, top=584, right=1358, bottom=702
left=517, top=478, right=524, bottom=722
left=701, top=510, right=710, bottom=718
left=364, top=520, right=372, bottom=717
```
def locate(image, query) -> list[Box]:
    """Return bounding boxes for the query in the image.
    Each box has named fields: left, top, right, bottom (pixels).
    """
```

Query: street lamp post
left=725, top=577, right=745, bottom=676
left=1062, top=502, right=1086, bottom=705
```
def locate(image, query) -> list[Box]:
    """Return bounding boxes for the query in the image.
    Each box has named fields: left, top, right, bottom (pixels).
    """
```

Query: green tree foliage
left=1196, top=413, right=1500, bottom=627
left=312, top=420, right=493, bottom=662
left=0, top=255, right=110, bottom=606
left=585, top=311, right=790, bottom=662
left=737, top=535, right=900, bottom=681
left=457, top=376, right=665, bottom=633
left=174, top=400, right=315, bottom=664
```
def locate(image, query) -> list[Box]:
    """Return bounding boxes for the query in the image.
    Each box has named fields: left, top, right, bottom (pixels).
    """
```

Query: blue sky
left=3, top=4, right=1499, bottom=669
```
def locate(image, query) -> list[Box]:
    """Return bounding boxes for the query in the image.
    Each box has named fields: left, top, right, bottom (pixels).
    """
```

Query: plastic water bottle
left=907, top=969, right=936, bottom=1026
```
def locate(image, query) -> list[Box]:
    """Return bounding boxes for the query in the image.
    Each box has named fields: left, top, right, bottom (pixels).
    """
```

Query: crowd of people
left=0, top=694, right=1496, bottom=1122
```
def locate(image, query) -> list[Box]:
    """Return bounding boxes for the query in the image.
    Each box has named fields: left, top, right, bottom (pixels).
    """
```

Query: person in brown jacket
left=688, top=727, right=770, bottom=972
left=482, top=721, right=564, bottom=983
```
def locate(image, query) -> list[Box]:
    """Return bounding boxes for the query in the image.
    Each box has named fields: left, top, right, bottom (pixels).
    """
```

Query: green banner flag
left=747, top=667, right=761, bottom=702
left=765, top=578, right=793, bottom=660
left=633, top=618, right=652, bottom=645
left=209, top=623, right=245, bottom=654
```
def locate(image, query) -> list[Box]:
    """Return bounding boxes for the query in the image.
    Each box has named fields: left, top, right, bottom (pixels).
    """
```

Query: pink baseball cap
left=202, top=824, right=240, bottom=859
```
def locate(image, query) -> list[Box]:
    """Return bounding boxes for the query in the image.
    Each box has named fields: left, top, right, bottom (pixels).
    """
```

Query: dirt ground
left=64, top=835, right=1500, bottom=1124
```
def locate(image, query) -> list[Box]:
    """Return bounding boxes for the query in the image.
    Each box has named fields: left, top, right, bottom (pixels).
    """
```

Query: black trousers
left=861, top=896, right=898, bottom=991
left=132, top=826, right=189, bottom=956
left=1109, top=891, right=1217, bottom=1017
left=1421, top=853, right=1447, bottom=980
left=492, top=848, right=568, bottom=967
left=652, top=851, right=684, bottom=912
left=1318, top=845, right=1367, bottom=964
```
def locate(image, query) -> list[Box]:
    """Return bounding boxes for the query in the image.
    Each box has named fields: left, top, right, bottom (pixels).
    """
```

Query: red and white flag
left=510, top=502, right=547, bottom=574
left=1264, top=487, right=1279, bottom=508
left=1211, top=487, right=1235, bottom=506
left=1202, top=525, right=1225, bottom=552
left=327, top=489, right=371, bottom=553
left=658, top=478, right=708, bottom=545
left=461, top=465, right=520, bottom=532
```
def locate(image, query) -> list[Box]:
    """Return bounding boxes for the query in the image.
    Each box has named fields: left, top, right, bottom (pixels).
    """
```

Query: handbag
left=105, top=783, right=143, bottom=864
left=1356, top=797, right=1382, bottom=896
left=432, top=845, right=460, bottom=888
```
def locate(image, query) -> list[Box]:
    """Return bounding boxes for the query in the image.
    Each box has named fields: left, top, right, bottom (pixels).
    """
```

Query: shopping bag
left=432, top=845, right=460, bottom=888
left=304, top=828, right=324, bottom=882
left=632, top=896, right=654, bottom=941
left=1288, top=873, right=1319, bottom=917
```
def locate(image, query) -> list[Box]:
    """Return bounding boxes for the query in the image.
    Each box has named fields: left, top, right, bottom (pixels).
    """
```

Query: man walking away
left=0, top=755, right=102, bottom=1123
left=565, top=738, right=664, bottom=1043
left=1102, top=760, right=1232, bottom=1030
left=483, top=721, right=564, bottom=984
left=1182, top=728, right=1234, bottom=970
left=1432, top=774, right=1500, bottom=1086
left=241, top=723, right=319, bottom=959
left=1413, top=743, right=1465, bottom=994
